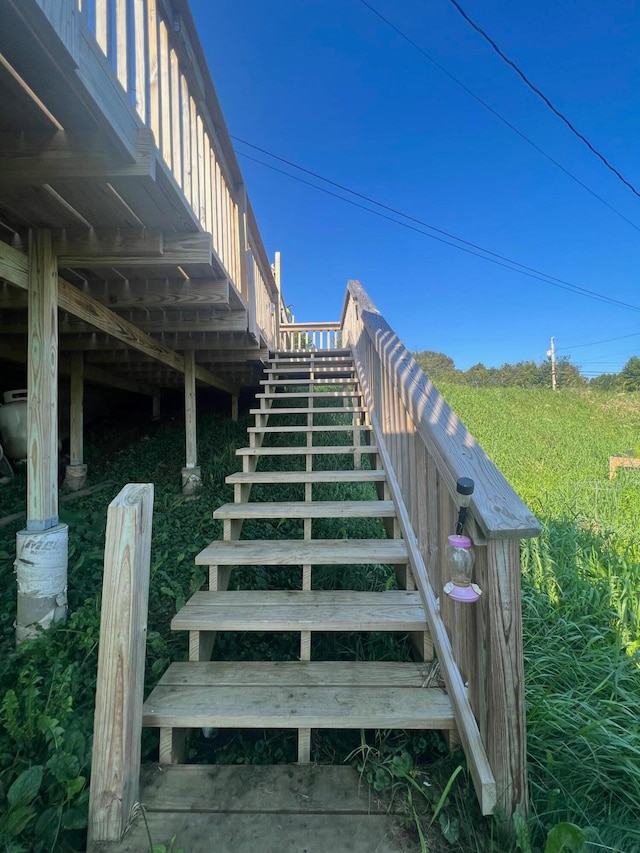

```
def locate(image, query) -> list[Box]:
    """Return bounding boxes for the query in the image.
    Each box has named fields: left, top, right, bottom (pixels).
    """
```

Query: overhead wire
left=355, top=0, right=640, bottom=233
left=233, top=140, right=640, bottom=313
left=445, top=0, right=640, bottom=200
left=557, top=330, right=640, bottom=351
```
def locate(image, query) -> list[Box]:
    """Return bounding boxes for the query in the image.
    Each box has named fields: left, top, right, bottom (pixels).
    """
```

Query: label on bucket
left=15, top=525, right=68, bottom=596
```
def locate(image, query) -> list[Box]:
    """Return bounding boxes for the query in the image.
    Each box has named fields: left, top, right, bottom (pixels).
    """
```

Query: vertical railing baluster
left=169, top=49, right=181, bottom=182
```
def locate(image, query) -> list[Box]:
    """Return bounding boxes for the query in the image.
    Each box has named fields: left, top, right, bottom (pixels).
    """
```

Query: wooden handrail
left=342, top=280, right=539, bottom=539
left=342, top=280, right=539, bottom=818
left=88, top=483, right=154, bottom=845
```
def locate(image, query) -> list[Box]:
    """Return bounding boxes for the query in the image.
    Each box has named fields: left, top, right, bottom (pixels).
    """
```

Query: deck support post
left=16, top=229, right=68, bottom=644
left=64, top=351, right=87, bottom=491
left=181, top=349, right=201, bottom=495
left=231, top=394, right=239, bottom=422
left=152, top=388, right=161, bottom=422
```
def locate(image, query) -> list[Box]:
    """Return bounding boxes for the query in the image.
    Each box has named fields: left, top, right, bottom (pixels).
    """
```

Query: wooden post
left=476, top=538, right=528, bottom=817
left=181, top=350, right=201, bottom=495
left=274, top=251, right=282, bottom=347
left=26, top=229, right=59, bottom=531
left=238, top=185, right=258, bottom=338
left=88, top=483, right=154, bottom=846
left=152, top=388, right=161, bottom=421
left=231, top=394, right=239, bottom=422
left=64, top=351, right=88, bottom=491
left=16, top=230, right=68, bottom=644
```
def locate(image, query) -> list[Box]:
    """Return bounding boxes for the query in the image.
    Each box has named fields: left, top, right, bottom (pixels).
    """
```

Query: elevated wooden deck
left=0, top=0, right=281, bottom=396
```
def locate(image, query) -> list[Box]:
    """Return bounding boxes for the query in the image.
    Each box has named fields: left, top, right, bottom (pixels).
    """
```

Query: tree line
left=412, top=351, right=640, bottom=391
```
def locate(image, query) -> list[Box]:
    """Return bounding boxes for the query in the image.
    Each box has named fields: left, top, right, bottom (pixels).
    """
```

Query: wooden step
left=247, top=425, right=372, bottom=434
left=256, top=391, right=362, bottom=399
left=194, top=538, right=407, bottom=566
left=214, top=500, right=395, bottom=519
left=236, top=445, right=377, bottom=457
left=265, top=367, right=356, bottom=375
left=172, top=590, right=426, bottom=632
left=225, top=469, right=385, bottom=484
left=267, top=357, right=353, bottom=365
left=117, top=765, right=423, bottom=852
left=250, top=406, right=365, bottom=415
left=142, top=661, right=453, bottom=730
left=260, top=378, right=358, bottom=386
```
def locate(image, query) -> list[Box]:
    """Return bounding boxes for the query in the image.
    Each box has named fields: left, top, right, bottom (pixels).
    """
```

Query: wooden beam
left=58, top=331, right=258, bottom=351
left=0, top=128, right=156, bottom=184
left=54, top=230, right=213, bottom=268
left=53, top=228, right=164, bottom=263
left=81, top=277, right=230, bottom=309
left=27, top=229, right=59, bottom=530
left=0, top=337, right=153, bottom=396
left=81, top=363, right=153, bottom=396
left=1, top=240, right=235, bottom=393
left=0, top=311, right=250, bottom=336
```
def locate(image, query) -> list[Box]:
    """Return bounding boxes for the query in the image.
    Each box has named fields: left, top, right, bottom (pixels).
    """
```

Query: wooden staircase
left=137, top=349, right=454, bottom=844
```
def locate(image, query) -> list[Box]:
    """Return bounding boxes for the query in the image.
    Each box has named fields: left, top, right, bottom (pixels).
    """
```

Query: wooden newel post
left=480, top=538, right=528, bottom=816
left=88, top=483, right=154, bottom=846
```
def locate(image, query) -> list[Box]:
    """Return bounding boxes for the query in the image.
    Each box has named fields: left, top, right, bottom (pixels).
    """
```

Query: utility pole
left=547, top=336, right=557, bottom=391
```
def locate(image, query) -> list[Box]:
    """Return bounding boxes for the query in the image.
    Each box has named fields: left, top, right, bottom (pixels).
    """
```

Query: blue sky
left=188, top=0, right=640, bottom=374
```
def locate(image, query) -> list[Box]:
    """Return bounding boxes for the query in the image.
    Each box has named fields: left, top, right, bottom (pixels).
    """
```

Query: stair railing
left=341, top=280, right=540, bottom=818
left=280, top=322, right=342, bottom=351
left=87, top=483, right=154, bottom=846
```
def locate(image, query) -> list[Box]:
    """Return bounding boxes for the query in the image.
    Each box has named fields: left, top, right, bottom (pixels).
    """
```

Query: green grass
left=1, top=387, right=639, bottom=851
left=437, top=384, right=640, bottom=852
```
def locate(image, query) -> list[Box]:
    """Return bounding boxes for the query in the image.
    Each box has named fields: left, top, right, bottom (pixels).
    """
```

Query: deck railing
left=36, top=0, right=279, bottom=347
left=279, top=322, right=342, bottom=352
left=341, top=280, right=540, bottom=817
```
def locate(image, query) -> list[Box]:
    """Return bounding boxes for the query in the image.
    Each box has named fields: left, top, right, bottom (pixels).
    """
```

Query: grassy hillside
left=438, top=384, right=640, bottom=851
left=0, top=390, right=638, bottom=851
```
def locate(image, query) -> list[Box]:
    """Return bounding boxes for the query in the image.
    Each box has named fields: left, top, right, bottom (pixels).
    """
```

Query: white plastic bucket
left=0, top=389, right=28, bottom=461
left=15, top=524, right=68, bottom=643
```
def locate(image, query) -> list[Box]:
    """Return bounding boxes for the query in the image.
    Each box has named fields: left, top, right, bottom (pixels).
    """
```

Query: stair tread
left=143, top=684, right=453, bottom=730
left=272, top=348, right=352, bottom=356
left=156, top=660, right=433, bottom=687
left=250, top=406, right=365, bottom=414
left=259, top=378, right=358, bottom=386
left=256, top=391, right=362, bottom=399
left=226, top=469, right=385, bottom=484
left=195, top=538, right=408, bottom=565
left=214, top=500, right=395, bottom=519
left=172, top=590, right=426, bottom=632
left=236, top=445, right=376, bottom=456
left=247, top=425, right=371, bottom=433
left=265, top=368, right=356, bottom=375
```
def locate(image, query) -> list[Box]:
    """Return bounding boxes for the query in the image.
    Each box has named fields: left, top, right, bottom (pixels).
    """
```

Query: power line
left=446, top=0, right=640, bottom=200
left=557, top=330, right=640, bottom=351
left=355, top=0, right=640, bottom=233
left=233, top=139, right=640, bottom=313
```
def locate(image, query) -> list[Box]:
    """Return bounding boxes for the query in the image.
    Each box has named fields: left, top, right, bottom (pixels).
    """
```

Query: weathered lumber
left=194, top=538, right=408, bottom=566
left=88, top=483, right=154, bottom=845
left=26, top=229, right=58, bottom=530
left=213, top=500, right=395, bottom=519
